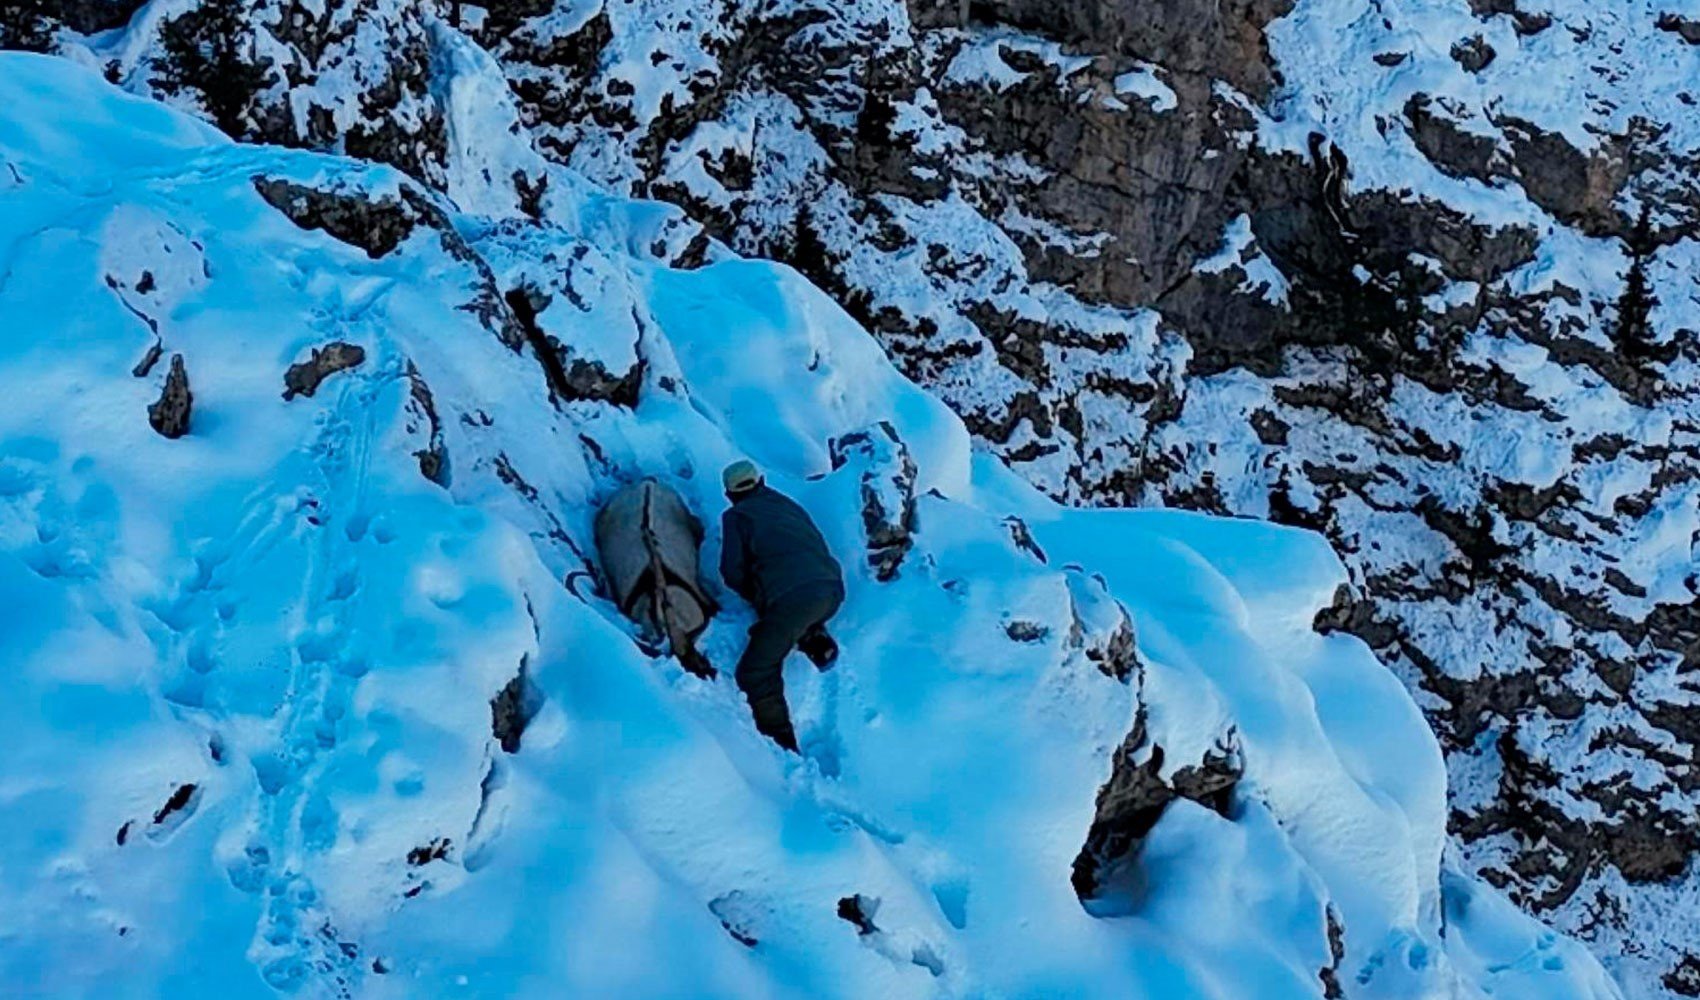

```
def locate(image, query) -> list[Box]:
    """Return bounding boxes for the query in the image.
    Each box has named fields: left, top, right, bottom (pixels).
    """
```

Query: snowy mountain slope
left=17, top=3, right=1696, bottom=993
left=0, top=50, right=1619, bottom=998
left=111, top=0, right=1693, bottom=992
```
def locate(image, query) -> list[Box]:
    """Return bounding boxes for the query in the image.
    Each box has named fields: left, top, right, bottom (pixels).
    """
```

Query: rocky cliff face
left=16, top=0, right=1700, bottom=992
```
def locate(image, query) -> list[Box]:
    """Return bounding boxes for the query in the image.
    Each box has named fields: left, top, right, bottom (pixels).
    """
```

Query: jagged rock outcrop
left=1063, top=567, right=1138, bottom=681
left=1072, top=708, right=1243, bottom=907
left=254, top=177, right=423, bottom=258
left=1658, top=12, right=1700, bottom=45
left=490, top=656, right=542, bottom=753
left=830, top=421, right=919, bottom=581
left=147, top=352, right=191, bottom=438
left=403, top=361, right=450, bottom=486
left=282, top=341, right=365, bottom=400
left=138, top=0, right=444, bottom=180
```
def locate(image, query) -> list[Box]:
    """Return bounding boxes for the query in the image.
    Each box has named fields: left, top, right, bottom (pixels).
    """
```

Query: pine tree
left=1612, top=204, right=1660, bottom=365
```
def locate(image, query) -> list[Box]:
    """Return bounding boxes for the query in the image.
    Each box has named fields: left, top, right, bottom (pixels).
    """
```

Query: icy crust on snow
left=0, top=54, right=1614, bottom=998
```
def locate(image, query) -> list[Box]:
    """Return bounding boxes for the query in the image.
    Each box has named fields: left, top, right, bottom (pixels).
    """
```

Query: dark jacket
left=720, top=484, right=843, bottom=612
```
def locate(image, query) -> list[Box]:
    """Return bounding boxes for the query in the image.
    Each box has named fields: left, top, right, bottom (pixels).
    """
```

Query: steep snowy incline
left=10, top=0, right=1698, bottom=991
left=9, top=0, right=1700, bottom=988
left=378, top=2, right=1700, bottom=991
left=0, top=52, right=1615, bottom=998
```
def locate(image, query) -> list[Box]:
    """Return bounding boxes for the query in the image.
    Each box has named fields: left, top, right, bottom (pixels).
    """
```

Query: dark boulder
left=148, top=353, right=192, bottom=439
left=283, top=342, right=366, bottom=400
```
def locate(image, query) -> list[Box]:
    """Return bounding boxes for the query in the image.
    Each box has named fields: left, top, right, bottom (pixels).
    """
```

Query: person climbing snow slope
left=719, top=460, right=845, bottom=752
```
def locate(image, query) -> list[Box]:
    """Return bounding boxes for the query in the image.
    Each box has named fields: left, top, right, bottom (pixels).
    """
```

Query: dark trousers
left=736, top=581, right=843, bottom=748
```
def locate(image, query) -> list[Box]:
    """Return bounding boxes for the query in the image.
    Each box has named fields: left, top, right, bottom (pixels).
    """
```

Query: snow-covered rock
left=0, top=51, right=1620, bottom=999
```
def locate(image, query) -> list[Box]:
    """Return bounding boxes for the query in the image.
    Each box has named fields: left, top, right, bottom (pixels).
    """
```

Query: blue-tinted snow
left=0, top=51, right=1618, bottom=999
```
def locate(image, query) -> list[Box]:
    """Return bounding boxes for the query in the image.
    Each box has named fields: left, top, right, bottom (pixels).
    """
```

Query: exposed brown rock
left=1451, top=35, right=1496, bottom=73
left=282, top=341, right=366, bottom=400
left=148, top=353, right=192, bottom=439
left=1658, top=13, right=1700, bottom=45
left=491, top=656, right=542, bottom=754
left=830, top=422, right=919, bottom=582
left=254, top=177, right=419, bottom=258
left=1073, top=708, right=1241, bottom=906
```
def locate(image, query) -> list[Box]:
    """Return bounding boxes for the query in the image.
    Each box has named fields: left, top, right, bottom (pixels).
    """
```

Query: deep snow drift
left=0, top=51, right=1616, bottom=998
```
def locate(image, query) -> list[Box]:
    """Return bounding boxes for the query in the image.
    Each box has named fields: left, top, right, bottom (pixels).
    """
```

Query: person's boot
left=677, top=645, right=717, bottom=680
left=798, top=625, right=838, bottom=670
left=749, top=695, right=800, bottom=753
